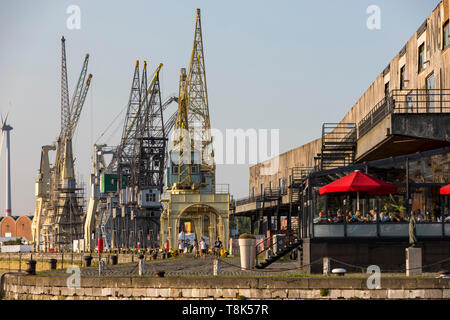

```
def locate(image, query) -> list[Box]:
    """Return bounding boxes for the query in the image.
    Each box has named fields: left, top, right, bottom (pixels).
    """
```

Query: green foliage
left=236, top=295, right=247, bottom=300
left=320, top=288, right=329, bottom=297
left=3, top=237, right=22, bottom=245
left=230, top=216, right=252, bottom=236
left=239, top=233, right=256, bottom=239
left=382, top=194, right=404, bottom=212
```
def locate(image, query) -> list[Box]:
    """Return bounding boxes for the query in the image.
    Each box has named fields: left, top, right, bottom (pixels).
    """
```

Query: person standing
left=199, top=237, right=207, bottom=259
left=214, top=237, right=222, bottom=257
left=164, top=239, right=169, bottom=252
left=178, top=239, right=184, bottom=256
left=193, top=238, right=199, bottom=258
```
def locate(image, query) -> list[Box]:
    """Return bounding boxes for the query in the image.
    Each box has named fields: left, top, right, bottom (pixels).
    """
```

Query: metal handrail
left=255, top=231, right=297, bottom=259
left=358, top=89, right=450, bottom=138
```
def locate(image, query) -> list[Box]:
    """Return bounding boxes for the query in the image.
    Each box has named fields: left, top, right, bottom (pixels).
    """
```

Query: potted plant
left=238, top=233, right=256, bottom=270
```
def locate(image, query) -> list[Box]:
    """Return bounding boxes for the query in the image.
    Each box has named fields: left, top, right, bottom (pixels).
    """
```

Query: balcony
left=356, top=89, right=450, bottom=162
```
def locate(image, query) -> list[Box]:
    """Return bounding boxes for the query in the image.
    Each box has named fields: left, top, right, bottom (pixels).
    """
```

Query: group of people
left=313, top=209, right=420, bottom=224
left=177, top=237, right=223, bottom=258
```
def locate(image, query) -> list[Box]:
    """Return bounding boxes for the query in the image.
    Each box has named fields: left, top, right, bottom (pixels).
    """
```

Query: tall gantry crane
left=84, top=61, right=178, bottom=251
left=161, top=9, right=230, bottom=251
left=168, top=8, right=215, bottom=192
left=32, top=36, right=92, bottom=252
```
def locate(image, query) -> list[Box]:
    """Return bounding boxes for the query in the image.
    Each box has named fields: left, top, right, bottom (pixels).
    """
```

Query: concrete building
left=234, top=0, right=450, bottom=273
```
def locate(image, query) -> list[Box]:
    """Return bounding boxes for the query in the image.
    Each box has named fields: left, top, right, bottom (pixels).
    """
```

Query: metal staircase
left=316, top=123, right=356, bottom=171
left=255, top=234, right=303, bottom=269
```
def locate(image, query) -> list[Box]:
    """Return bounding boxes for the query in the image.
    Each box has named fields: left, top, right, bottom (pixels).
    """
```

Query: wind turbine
left=0, top=114, right=13, bottom=217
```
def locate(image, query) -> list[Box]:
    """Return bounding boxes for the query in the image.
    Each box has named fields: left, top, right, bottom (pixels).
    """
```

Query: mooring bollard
left=213, top=259, right=221, bottom=276
left=26, top=260, right=37, bottom=275
left=84, top=255, right=93, bottom=267
left=49, top=258, right=57, bottom=270
left=139, top=254, right=145, bottom=276
left=99, top=260, right=105, bottom=275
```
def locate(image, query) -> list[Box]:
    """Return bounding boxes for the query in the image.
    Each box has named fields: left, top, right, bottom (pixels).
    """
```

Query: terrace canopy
left=440, top=184, right=450, bottom=195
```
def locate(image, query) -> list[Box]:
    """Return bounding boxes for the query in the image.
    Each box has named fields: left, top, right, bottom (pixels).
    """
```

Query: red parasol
left=319, top=171, right=397, bottom=196
left=440, top=184, right=450, bottom=195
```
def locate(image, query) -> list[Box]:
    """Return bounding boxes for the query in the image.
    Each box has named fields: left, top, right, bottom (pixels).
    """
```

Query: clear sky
left=0, top=0, right=441, bottom=216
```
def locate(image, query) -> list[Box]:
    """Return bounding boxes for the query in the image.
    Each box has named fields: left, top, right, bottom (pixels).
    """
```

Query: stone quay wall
left=1, top=274, right=450, bottom=300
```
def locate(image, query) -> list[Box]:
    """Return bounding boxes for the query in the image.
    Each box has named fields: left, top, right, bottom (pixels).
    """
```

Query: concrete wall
left=246, top=0, right=450, bottom=199
left=248, top=138, right=321, bottom=196
left=1, top=274, right=450, bottom=300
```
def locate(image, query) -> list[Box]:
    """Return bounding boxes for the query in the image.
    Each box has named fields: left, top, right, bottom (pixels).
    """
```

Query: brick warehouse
left=0, top=216, right=33, bottom=241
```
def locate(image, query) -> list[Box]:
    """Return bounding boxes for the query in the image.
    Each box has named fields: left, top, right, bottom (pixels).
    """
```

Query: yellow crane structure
left=32, top=36, right=92, bottom=252
left=160, top=9, right=230, bottom=251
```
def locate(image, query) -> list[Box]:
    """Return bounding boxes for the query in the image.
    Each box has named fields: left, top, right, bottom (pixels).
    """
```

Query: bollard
left=111, top=255, right=118, bottom=265
left=406, top=247, right=422, bottom=276
left=139, top=255, right=145, bottom=276
left=49, top=258, right=57, bottom=270
left=84, top=255, right=93, bottom=267
left=99, top=260, right=105, bottom=275
left=213, top=259, right=221, bottom=276
left=26, top=260, right=37, bottom=275
left=323, top=257, right=331, bottom=276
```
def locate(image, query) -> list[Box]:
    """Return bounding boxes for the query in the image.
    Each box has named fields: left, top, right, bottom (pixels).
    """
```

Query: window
left=443, top=20, right=449, bottom=49
left=400, top=65, right=406, bottom=90
left=418, top=43, right=425, bottom=72
left=426, top=73, right=435, bottom=112
left=384, top=82, right=389, bottom=97
left=172, top=165, right=178, bottom=174
left=191, top=165, right=197, bottom=174
left=261, top=183, right=264, bottom=195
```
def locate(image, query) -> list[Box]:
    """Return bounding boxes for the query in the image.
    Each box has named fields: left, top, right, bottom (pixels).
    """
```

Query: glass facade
left=308, top=149, right=450, bottom=239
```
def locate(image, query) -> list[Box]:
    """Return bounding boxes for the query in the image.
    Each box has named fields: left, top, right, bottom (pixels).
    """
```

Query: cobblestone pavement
left=80, top=254, right=302, bottom=277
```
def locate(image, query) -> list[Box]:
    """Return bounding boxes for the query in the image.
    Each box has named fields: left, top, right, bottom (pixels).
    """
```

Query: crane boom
left=68, top=73, right=93, bottom=138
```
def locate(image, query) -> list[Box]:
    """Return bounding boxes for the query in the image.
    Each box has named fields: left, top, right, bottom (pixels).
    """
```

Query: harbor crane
left=32, top=36, right=92, bottom=252
left=84, top=61, right=178, bottom=251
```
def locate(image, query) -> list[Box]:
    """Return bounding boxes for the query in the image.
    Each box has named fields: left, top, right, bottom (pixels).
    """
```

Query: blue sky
left=0, top=0, right=441, bottom=215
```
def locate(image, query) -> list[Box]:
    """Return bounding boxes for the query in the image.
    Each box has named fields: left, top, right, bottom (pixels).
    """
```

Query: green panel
left=100, top=173, right=118, bottom=193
